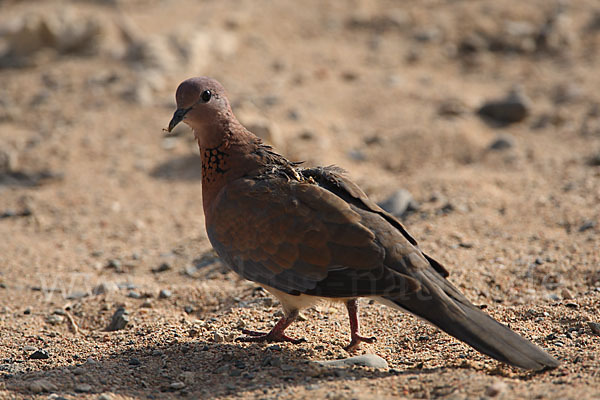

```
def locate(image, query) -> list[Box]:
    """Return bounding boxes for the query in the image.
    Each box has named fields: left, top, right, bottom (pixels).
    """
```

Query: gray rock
left=127, top=290, right=141, bottom=299
left=152, top=262, right=171, bottom=273
left=66, top=290, right=88, bottom=300
left=316, top=353, right=388, bottom=369
left=105, top=259, right=122, bottom=272
left=561, top=288, right=574, bottom=300
left=478, top=89, right=530, bottom=123
left=579, top=220, right=596, bottom=232
left=213, top=331, right=225, bottom=343
left=46, top=314, right=64, bottom=325
left=485, top=381, right=507, bottom=397
left=548, top=293, right=560, bottom=301
left=170, top=381, right=186, bottom=390
left=347, top=149, right=366, bottom=161
left=346, top=10, right=409, bottom=33
left=128, top=357, right=141, bottom=366
left=28, top=379, right=57, bottom=393
left=262, top=355, right=282, bottom=367
left=75, top=383, right=92, bottom=393
left=92, top=281, right=119, bottom=295
left=489, top=134, right=515, bottom=151
left=589, top=322, right=600, bottom=335
left=438, top=98, right=467, bottom=116
left=158, top=289, right=172, bottom=299
left=105, top=307, right=129, bottom=331
left=73, top=367, right=86, bottom=375
left=378, top=189, right=418, bottom=218
left=141, top=300, right=153, bottom=308
left=587, top=153, right=600, bottom=166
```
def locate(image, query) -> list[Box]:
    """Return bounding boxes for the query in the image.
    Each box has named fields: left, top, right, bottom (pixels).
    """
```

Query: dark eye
left=201, top=90, right=212, bottom=102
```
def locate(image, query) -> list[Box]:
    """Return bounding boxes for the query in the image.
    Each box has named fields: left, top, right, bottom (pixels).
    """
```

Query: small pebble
left=438, top=98, right=467, bottom=116
left=128, top=357, right=141, bottom=366
left=46, top=314, right=64, bottom=325
left=93, top=282, right=119, bottom=295
left=485, top=381, right=507, bottom=397
left=347, top=149, right=367, bottom=161
left=478, top=89, right=530, bottom=123
left=317, top=354, right=388, bottom=369
left=579, top=220, right=596, bottom=232
left=184, top=305, right=194, bottom=314
left=179, top=371, right=195, bottom=384
left=127, top=290, right=141, bottom=299
left=106, top=307, right=129, bottom=331
left=75, top=383, right=92, bottom=393
left=158, top=289, right=172, bottom=299
left=548, top=293, right=560, bottom=301
left=141, top=300, right=153, bottom=308
left=73, top=367, right=86, bottom=375
left=378, top=189, right=418, bottom=218
left=106, top=259, right=122, bottom=272
left=262, top=355, right=281, bottom=367
left=215, top=364, right=229, bottom=374
left=170, top=381, right=186, bottom=390
left=213, top=331, right=225, bottom=343
left=489, top=134, right=515, bottom=151
left=29, top=349, right=50, bottom=360
left=152, top=263, right=171, bottom=273
left=561, top=288, right=573, bottom=300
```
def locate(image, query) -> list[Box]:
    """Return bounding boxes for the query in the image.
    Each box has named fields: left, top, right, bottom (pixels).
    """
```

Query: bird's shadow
left=150, top=154, right=202, bottom=181
left=0, top=169, right=63, bottom=188
left=4, top=340, right=448, bottom=399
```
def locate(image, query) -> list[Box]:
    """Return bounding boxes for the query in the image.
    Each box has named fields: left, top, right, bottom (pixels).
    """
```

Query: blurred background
left=0, top=0, right=599, bottom=397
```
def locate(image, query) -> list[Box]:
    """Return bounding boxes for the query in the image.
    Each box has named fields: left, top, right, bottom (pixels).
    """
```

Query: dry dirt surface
left=1, top=0, right=600, bottom=399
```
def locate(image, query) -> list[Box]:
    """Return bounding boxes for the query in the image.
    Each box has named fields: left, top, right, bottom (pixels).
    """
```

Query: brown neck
left=197, top=126, right=263, bottom=214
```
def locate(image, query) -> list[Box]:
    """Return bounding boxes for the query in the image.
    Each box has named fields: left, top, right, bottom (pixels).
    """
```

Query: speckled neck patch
left=201, top=145, right=229, bottom=183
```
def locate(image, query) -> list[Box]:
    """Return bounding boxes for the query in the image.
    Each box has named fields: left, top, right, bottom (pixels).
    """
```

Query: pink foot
left=235, top=311, right=305, bottom=345
left=344, top=334, right=377, bottom=352
left=344, top=299, right=376, bottom=352
left=237, top=328, right=306, bottom=344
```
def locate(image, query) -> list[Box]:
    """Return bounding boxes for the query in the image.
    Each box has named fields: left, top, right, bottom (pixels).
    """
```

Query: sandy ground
left=0, top=0, right=599, bottom=398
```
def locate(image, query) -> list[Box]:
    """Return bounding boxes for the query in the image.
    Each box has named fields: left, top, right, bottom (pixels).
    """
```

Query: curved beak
left=167, top=108, right=189, bottom=132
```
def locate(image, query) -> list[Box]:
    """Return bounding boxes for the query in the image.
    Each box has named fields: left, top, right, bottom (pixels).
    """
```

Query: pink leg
left=344, top=299, right=376, bottom=352
left=237, top=309, right=305, bottom=344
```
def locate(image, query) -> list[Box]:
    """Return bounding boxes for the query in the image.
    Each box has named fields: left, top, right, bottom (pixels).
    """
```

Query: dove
left=166, top=76, right=559, bottom=370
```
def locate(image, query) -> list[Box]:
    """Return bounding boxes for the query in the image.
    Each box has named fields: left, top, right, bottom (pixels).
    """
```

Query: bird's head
left=167, top=77, right=235, bottom=148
